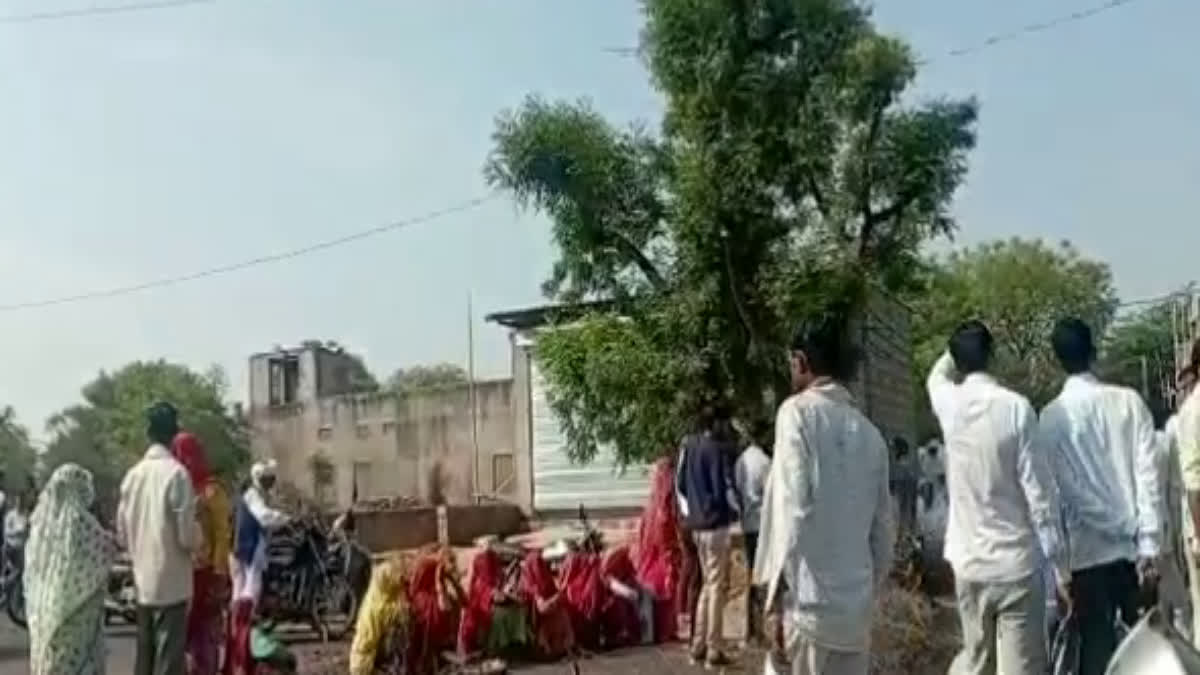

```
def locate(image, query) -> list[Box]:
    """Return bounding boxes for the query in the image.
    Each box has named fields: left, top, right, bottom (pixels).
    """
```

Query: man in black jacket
left=678, top=403, right=739, bottom=668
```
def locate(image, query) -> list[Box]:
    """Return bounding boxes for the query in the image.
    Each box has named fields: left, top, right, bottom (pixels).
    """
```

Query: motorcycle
left=261, top=516, right=358, bottom=641
left=1, top=545, right=26, bottom=628
left=104, top=554, right=138, bottom=625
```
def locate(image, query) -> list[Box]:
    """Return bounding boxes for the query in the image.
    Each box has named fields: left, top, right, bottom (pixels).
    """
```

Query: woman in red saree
left=457, top=548, right=502, bottom=655
left=600, top=546, right=645, bottom=648
left=636, top=456, right=683, bottom=642
left=558, top=549, right=605, bottom=650
left=172, top=432, right=233, bottom=675
left=408, top=547, right=463, bottom=675
left=518, top=551, right=574, bottom=660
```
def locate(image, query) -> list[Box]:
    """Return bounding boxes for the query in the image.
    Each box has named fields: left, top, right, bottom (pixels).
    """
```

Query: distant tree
left=1098, top=301, right=1177, bottom=424
left=43, top=361, right=250, bottom=517
left=910, top=238, right=1118, bottom=416
left=485, top=0, right=978, bottom=464
left=0, top=406, right=36, bottom=496
left=386, top=363, right=469, bottom=393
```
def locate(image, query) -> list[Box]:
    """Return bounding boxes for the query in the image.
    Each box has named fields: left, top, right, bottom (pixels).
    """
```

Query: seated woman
left=408, top=546, right=465, bottom=675
left=519, top=551, right=575, bottom=660
left=350, top=555, right=411, bottom=675
left=600, top=546, right=653, bottom=648
left=458, top=546, right=529, bottom=660
left=558, top=546, right=605, bottom=650
left=249, top=595, right=298, bottom=674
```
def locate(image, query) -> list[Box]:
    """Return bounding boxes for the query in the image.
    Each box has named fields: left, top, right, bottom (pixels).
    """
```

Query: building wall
left=851, top=293, right=917, bottom=447
left=248, top=379, right=519, bottom=510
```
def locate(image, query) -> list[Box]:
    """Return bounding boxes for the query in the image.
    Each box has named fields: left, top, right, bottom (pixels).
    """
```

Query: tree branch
left=607, top=229, right=667, bottom=289
left=806, top=171, right=830, bottom=221
left=720, top=232, right=761, bottom=353
left=855, top=102, right=886, bottom=258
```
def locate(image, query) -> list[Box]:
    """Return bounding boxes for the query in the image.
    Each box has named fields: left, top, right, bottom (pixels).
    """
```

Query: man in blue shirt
left=678, top=403, right=739, bottom=668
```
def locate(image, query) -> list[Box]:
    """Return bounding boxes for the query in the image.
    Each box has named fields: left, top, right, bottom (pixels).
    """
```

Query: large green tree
left=43, top=361, right=249, bottom=517
left=486, top=0, right=977, bottom=464
left=0, top=406, right=36, bottom=496
left=910, top=238, right=1118, bottom=423
left=1098, top=301, right=1177, bottom=424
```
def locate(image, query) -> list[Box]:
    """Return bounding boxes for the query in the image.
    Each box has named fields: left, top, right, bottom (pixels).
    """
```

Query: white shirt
left=926, top=353, right=1067, bottom=584
left=735, top=444, right=771, bottom=533
left=1167, top=413, right=1196, bottom=545
left=1038, top=373, right=1161, bottom=571
left=1155, top=429, right=1185, bottom=555
left=754, top=381, right=893, bottom=652
left=4, top=510, right=28, bottom=548
left=117, top=444, right=199, bottom=606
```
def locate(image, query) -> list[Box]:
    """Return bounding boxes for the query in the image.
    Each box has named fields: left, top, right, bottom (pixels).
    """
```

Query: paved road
left=0, top=620, right=136, bottom=674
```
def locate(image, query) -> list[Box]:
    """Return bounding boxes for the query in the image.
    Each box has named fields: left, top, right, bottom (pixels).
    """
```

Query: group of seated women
left=348, top=538, right=675, bottom=675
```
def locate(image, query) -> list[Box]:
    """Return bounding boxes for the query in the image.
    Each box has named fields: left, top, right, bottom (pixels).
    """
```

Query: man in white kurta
left=755, top=315, right=894, bottom=675
left=928, top=321, right=1066, bottom=675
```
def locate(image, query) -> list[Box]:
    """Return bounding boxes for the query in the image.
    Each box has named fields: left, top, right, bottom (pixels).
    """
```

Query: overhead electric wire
left=0, top=195, right=494, bottom=312
left=603, top=0, right=1147, bottom=63
left=0, top=0, right=213, bottom=24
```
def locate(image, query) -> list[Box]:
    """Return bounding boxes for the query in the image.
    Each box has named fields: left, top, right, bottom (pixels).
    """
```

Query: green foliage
left=1098, top=302, right=1176, bottom=424
left=487, top=0, right=977, bottom=464
left=0, top=406, right=36, bottom=497
left=43, top=360, right=250, bottom=516
left=386, top=363, right=469, bottom=393
left=910, top=238, right=1118, bottom=414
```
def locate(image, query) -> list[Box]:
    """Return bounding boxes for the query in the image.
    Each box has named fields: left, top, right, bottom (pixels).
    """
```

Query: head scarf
left=26, top=463, right=114, bottom=675
left=350, top=556, right=411, bottom=675
left=171, top=432, right=213, bottom=490
left=250, top=459, right=277, bottom=490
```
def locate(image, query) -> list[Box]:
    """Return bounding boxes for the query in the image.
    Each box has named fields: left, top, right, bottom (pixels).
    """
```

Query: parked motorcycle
left=262, top=515, right=358, bottom=641
left=1, top=545, right=26, bottom=628
left=104, top=554, right=139, bottom=625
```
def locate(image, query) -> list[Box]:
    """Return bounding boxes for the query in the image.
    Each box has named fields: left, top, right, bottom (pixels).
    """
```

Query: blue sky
left=1, top=0, right=1196, bottom=434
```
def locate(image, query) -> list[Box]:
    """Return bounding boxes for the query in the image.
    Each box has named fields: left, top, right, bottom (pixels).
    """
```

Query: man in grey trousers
left=117, top=402, right=199, bottom=675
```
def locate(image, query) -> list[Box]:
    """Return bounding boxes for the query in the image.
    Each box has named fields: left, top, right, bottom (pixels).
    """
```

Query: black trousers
left=743, top=531, right=762, bottom=642
left=1071, top=560, right=1139, bottom=675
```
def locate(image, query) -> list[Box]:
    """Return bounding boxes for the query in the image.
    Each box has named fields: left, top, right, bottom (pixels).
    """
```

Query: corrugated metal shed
left=528, top=357, right=652, bottom=512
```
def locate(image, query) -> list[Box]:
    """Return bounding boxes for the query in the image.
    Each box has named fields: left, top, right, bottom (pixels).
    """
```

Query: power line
left=0, top=0, right=212, bottom=25
left=0, top=195, right=494, bottom=312
left=603, top=0, right=1146, bottom=63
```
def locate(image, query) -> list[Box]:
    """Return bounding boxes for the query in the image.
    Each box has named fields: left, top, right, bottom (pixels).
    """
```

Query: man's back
left=1039, top=374, right=1160, bottom=569
left=681, top=433, right=737, bottom=531
left=761, top=382, right=892, bottom=651
left=118, top=444, right=197, bottom=606
left=928, top=355, right=1053, bottom=583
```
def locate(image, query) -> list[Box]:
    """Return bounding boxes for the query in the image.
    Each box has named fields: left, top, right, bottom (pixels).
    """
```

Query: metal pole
left=468, top=292, right=481, bottom=504
left=1141, top=355, right=1150, bottom=401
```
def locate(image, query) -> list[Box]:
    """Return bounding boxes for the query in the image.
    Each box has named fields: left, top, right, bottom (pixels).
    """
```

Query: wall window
left=492, top=453, right=515, bottom=494
left=381, top=421, right=396, bottom=435
left=267, top=354, right=300, bottom=406
left=317, top=427, right=332, bottom=441
left=355, top=423, right=370, bottom=439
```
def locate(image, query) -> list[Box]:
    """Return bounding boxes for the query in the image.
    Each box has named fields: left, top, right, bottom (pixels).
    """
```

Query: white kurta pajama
left=926, top=354, right=1067, bottom=675
left=754, top=381, right=894, bottom=675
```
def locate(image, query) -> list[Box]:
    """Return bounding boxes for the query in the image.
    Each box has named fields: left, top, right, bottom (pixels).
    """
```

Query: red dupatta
left=457, top=548, right=502, bottom=655
left=519, top=551, right=574, bottom=659
left=408, top=550, right=459, bottom=675
left=559, top=551, right=605, bottom=649
left=600, top=546, right=642, bottom=648
left=635, top=457, right=682, bottom=642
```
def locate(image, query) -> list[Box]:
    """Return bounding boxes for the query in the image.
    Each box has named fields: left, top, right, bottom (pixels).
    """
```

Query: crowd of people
left=11, top=309, right=1200, bottom=675
left=21, top=401, right=296, bottom=675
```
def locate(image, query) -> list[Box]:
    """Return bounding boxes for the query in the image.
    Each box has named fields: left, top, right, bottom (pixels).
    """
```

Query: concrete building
left=249, top=294, right=915, bottom=517
left=247, top=342, right=522, bottom=510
